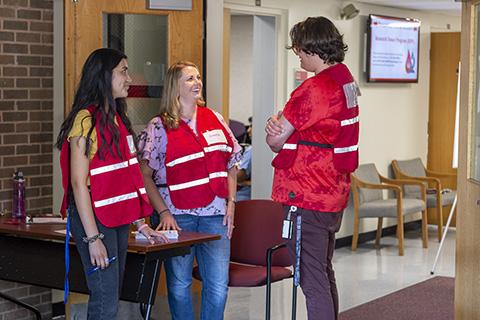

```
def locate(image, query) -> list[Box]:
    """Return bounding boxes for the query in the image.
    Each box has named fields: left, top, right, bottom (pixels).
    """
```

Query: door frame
left=220, top=3, right=288, bottom=199
left=456, top=1, right=480, bottom=318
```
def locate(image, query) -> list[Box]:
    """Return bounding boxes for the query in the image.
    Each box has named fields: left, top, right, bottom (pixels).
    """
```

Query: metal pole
left=430, top=194, right=457, bottom=275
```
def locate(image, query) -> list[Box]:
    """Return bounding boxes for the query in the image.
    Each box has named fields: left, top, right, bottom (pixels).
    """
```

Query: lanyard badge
left=282, top=205, right=297, bottom=239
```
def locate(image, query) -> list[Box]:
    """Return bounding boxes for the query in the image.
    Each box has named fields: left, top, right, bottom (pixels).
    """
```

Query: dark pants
left=284, top=206, right=343, bottom=320
left=69, top=198, right=130, bottom=320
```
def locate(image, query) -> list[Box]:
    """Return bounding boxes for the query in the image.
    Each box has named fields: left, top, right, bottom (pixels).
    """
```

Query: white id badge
left=126, top=135, right=136, bottom=154
left=203, top=129, right=227, bottom=145
left=282, top=220, right=293, bottom=239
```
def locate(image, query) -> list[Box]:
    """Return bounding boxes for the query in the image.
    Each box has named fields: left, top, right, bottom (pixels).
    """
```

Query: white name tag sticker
left=203, top=129, right=227, bottom=145
left=126, top=135, right=136, bottom=154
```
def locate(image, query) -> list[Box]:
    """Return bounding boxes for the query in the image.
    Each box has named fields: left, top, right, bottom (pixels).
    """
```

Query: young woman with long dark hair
left=57, top=48, right=165, bottom=319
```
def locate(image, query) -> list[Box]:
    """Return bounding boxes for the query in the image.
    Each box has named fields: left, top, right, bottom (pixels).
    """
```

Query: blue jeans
left=164, top=214, right=230, bottom=320
left=69, top=197, right=129, bottom=320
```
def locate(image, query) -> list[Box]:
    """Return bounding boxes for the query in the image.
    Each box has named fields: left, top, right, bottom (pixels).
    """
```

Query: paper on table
left=133, top=230, right=179, bottom=240
left=54, top=229, right=70, bottom=235
left=31, top=216, right=66, bottom=224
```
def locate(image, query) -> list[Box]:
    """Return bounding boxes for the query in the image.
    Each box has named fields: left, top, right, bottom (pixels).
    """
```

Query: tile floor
left=70, top=225, right=456, bottom=320
left=222, top=225, right=456, bottom=320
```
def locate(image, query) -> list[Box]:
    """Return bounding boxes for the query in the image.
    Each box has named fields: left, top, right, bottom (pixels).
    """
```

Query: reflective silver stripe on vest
left=340, top=116, right=359, bottom=126
left=283, top=143, right=297, bottom=150
left=334, top=145, right=358, bottom=154
left=139, top=187, right=146, bottom=194
left=166, top=152, right=205, bottom=167
left=168, top=172, right=227, bottom=191
left=204, top=145, right=233, bottom=153
left=169, top=177, right=210, bottom=191
left=94, top=191, right=138, bottom=208
left=129, top=157, right=138, bottom=165
left=90, top=161, right=128, bottom=176
left=209, top=171, right=228, bottom=179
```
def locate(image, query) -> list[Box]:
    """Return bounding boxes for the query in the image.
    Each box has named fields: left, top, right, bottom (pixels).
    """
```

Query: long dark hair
left=56, top=48, right=134, bottom=160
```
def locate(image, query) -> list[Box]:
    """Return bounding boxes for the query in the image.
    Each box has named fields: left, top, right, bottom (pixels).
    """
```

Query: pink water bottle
left=12, top=171, right=26, bottom=220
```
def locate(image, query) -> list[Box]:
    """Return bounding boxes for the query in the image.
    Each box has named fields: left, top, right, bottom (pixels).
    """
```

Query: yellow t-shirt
left=67, top=109, right=97, bottom=160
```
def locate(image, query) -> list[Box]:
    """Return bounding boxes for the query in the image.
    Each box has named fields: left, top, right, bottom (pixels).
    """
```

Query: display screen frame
left=366, top=14, right=421, bottom=83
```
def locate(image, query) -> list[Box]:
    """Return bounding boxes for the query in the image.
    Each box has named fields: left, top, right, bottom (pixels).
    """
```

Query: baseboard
left=335, top=220, right=423, bottom=249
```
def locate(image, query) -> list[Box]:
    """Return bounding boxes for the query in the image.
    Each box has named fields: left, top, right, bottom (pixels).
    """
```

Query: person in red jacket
left=265, top=17, right=360, bottom=320
left=138, top=61, right=241, bottom=320
left=56, top=48, right=165, bottom=319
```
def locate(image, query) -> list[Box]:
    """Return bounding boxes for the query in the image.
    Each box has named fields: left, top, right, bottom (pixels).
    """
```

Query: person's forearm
left=227, top=166, right=238, bottom=200
left=140, top=161, right=169, bottom=212
left=71, top=181, right=99, bottom=238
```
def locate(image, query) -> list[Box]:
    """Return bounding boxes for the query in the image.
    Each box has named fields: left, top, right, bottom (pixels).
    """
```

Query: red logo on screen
left=405, top=50, right=415, bottom=74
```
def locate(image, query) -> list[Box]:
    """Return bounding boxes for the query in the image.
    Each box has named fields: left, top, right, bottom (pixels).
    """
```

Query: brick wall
left=0, top=0, right=54, bottom=318
left=0, top=0, right=53, bottom=216
left=0, top=280, right=52, bottom=320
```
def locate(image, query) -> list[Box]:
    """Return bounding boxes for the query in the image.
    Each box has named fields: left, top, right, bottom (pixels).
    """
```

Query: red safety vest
left=271, top=64, right=359, bottom=212
left=272, top=69, right=359, bottom=174
left=164, top=106, right=233, bottom=209
left=60, top=105, right=152, bottom=227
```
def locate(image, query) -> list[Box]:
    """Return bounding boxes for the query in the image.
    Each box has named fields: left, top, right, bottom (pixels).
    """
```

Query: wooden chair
left=392, top=158, right=456, bottom=241
left=351, top=163, right=428, bottom=256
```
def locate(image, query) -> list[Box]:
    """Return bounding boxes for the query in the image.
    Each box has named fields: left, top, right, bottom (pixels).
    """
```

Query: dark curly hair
left=287, top=16, right=348, bottom=64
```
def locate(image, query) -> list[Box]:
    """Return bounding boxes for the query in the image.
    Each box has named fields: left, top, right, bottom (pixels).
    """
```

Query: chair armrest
left=425, top=169, right=456, bottom=178
left=267, top=243, right=287, bottom=254
left=425, top=169, right=457, bottom=189
left=266, top=243, right=288, bottom=270
left=380, top=176, right=426, bottom=200
left=351, top=175, right=403, bottom=200
left=392, top=174, right=441, bottom=189
left=354, top=178, right=402, bottom=193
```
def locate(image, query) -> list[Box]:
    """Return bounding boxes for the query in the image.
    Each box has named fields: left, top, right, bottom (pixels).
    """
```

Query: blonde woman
left=138, top=61, right=242, bottom=320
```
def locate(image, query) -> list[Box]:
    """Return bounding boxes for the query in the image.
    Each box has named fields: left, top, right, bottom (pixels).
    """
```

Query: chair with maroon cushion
left=193, top=199, right=297, bottom=320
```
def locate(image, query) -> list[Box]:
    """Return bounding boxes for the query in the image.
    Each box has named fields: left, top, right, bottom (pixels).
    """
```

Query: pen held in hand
left=87, top=256, right=117, bottom=276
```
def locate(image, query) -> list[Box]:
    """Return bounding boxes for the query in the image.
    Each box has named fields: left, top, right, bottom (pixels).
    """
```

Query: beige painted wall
left=221, top=0, right=461, bottom=237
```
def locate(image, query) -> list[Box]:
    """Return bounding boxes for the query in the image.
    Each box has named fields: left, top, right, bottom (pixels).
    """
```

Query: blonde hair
left=160, top=61, right=205, bottom=130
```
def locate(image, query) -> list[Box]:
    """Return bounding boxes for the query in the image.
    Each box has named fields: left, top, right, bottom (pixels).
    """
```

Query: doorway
left=224, top=4, right=288, bottom=200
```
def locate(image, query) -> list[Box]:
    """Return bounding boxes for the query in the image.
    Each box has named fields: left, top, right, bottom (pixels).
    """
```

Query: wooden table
left=0, top=217, right=220, bottom=319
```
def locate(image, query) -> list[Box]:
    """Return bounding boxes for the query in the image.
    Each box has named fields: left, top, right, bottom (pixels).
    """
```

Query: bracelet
left=132, top=218, right=145, bottom=225
left=227, top=197, right=236, bottom=204
left=82, top=233, right=104, bottom=244
left=158, top=208, right=170, bottom=216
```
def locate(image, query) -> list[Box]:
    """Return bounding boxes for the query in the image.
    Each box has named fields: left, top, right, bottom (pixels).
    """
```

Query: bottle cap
left=14, top=171, right=25, bottom=181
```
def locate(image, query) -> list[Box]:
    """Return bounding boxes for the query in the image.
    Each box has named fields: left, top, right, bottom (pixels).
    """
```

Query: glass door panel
left=104, top=14, right=168, bottom=134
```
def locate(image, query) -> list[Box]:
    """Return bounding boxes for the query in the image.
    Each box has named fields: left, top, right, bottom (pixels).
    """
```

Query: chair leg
left=352, top=215, right=359, bottom=251
left=421, top=209, right=428, bottom=248
left=397, top=219, right=405, bottom=256
left=375, top=217, right=383, bottom=247
left=291, top=282, right=297, bottom=320
left=266, top=269, right=272, bottom=320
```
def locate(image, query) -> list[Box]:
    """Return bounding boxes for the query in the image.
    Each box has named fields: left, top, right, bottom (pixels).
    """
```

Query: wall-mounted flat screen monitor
left=367, top=14, right=421, bottom=83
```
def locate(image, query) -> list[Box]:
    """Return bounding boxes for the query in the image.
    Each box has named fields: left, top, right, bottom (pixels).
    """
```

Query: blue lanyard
left=294, top=212, right=302, bottom=286
left=63, top=210, right=71, bottom=304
